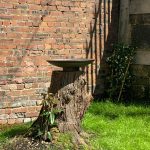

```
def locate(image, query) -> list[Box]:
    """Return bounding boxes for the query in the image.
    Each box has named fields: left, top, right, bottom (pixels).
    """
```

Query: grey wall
left=119, top=0, right=150, bottom=100
left=130, top=0, right=150, bottom=14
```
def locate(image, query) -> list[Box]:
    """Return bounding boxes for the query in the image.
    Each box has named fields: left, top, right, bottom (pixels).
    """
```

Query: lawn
left=0, top=122, right=31, bottom=149
left=82, top=101, right=150, bottom=150
left=0, top=101, right=150, bottom=150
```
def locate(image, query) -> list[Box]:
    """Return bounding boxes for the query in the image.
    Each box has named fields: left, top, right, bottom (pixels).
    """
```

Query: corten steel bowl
left=47, top=58, right=94, bottom=71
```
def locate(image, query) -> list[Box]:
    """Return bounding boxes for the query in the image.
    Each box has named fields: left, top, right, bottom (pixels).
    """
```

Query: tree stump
left=51, top=71, right=92, bottom=132
left=29, top=71, right=92, bottom=144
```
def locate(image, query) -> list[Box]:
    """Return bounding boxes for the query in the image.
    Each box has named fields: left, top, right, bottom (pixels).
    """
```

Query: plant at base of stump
left=27, top=71, right=92, bottom=148
left=28, top=93, right=61, bottom=142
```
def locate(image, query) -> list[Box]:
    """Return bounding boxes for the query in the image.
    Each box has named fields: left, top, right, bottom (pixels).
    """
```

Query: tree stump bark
left=50, top=71, right=92, bottom=133
left=29, top=71, right=92, bottom=144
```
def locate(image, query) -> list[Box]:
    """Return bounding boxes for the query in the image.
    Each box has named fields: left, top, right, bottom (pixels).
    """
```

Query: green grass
left=0, top=101, right=150, bottom=150
left=0, top=122, right=31, bottom=148
left=82, top=101, right=150, bottom=150
left=0, top=123, right=76, bottom=149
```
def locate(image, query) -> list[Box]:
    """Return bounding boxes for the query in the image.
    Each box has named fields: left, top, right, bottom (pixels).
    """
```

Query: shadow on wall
left=1, top=0, right=119, bottom=102
left=85, top=0, right=119, bottom=98
left=2, top=1, right=56, bottom=82
left=0, top=1, right=56, bottom=103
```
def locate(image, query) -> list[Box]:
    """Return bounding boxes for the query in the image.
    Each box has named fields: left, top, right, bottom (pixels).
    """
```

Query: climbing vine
left=106, top=43, right=136, bottom=101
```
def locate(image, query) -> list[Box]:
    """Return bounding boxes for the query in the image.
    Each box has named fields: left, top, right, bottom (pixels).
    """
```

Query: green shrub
left=106, top=43, right=136, bottom=101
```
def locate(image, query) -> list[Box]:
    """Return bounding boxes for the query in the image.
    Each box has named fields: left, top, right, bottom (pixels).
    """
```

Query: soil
left=1, top=131, right=93, bottom=150
left=2, top=136, right=67, bottom=150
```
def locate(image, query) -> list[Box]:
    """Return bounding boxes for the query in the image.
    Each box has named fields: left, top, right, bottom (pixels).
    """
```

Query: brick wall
left=0, top=0, right=119, bottom=124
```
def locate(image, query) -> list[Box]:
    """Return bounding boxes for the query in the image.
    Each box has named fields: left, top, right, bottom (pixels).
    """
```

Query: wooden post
left=118, top=0, right=130, bottom=44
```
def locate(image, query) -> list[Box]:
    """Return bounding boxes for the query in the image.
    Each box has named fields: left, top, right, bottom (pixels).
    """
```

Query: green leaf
left=53, top=109, right=63, bottom=114
left=36, top=129, right=43, bottom=137
left=47, top=131, right=52, bottom=140
left=50, top=112, right=55, bottom=125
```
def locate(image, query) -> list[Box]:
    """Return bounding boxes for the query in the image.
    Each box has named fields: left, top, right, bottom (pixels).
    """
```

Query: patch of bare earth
left=3, top=136, right=62, bottom=150
left=2, top=132, right=93, bottom=150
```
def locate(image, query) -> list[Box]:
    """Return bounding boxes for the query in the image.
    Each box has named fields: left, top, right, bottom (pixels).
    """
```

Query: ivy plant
left=106, top=43, right=136, bottom=101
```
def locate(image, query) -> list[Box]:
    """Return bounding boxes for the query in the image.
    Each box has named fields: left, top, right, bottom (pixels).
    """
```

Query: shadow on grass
left=87, top=100, right=150, bottom=121
left=127, top=100, right=148, bottom=107
left=104, top=113, right=119, bottom=120
left=97, top=98, right=150, bottom=107
left=126, top=112, right=150, bottom=117
left=0, top=123, right=31, bottom=141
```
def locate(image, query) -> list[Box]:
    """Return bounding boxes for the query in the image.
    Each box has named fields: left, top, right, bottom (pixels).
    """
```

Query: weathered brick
left=8, top=119, right=16, bottom=124
left=9, top=113, right=18, bottom=119
left=36, top=105, right=42, bottom=111
left=15, top=118, right=24, bottom=124
left=27, top=106, right=37, bottom=112
left=0, top=0, right=119, bottom=125
left=57, top=6, right=70, bottom=12
left=12, top=107, right=27, bottom=113
left=0, top=109, right=5, bottom=114
left=25, top=83, right=32, bottom=89
left=16, top=112, right=25, bottom=118
left=31, top=117, right=37, bottom=122
left=8, top=84, right=18, bottom=90
left=0, top=91, right=6, bottom=97
left=0, top=3, right=13, bottom=9
left=11, top=101, right=22, bottom=108
left=0, top=114, right=9, bottom=120
left=8, top=90, right=22, bottom=96
left=25, top=112, right=39, bottom=117
left=0, top=119, right=7, bottom=124
left=24, top=118, right=31, bottom=123
left=22, top=89, right=35, bottom=95
left=5, top=109, right=12, bottom=114
left=17, top=84, right=25, bottom=90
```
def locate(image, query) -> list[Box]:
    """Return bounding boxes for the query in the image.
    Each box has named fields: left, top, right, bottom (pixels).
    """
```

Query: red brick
left=18, top=0, right=27, bottom=4
left=12, top=107, right=27, bottom=113
left=57, top=6, right=70, bottom=12
left=36, top=106, right=42, bottom=111
left=31, top=83, right=38, bottom=88
left=71, top=7, right=82, bottom=12
left=0, top=3, right=13, bottom=8
left=0, top=68, right=7, bottom=75
left=8, top=90, right=21, bottom=96
left=15, top=118, right=24, bottom=124
left=29, top=4, right=42, bottom=10
left=0, top=109, right=5, bottom=114
left=50, top=11, right=63, bottom=16
left=25, top=112, right=39, bottom=117
left=5, top=109, right=12, bottom=114
left=2, top=21, right=11, bottom=26
left=17, top=84, right=24, bottom=90
left=0, top=120, right=7, bottom=124
left=27, top=106, right=37, bottom=112
left=13, top=78, right=23, bottom=84
left=21, top=89, right=35, bottom=96
left=8, top=119, right=16, bottom=125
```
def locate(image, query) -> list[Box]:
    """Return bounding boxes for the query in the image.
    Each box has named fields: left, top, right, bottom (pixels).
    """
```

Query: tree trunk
left=29, top=71, right=92, bottom=144
left=50, top=71, right=92, bottom=133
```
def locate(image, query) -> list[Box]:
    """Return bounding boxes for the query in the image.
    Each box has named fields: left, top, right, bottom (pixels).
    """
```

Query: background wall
left=130, top=0, right=150, bottom=100
left=0, top=0, right=119, bottom=124
left=119, top=0, right=150, bottom=101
